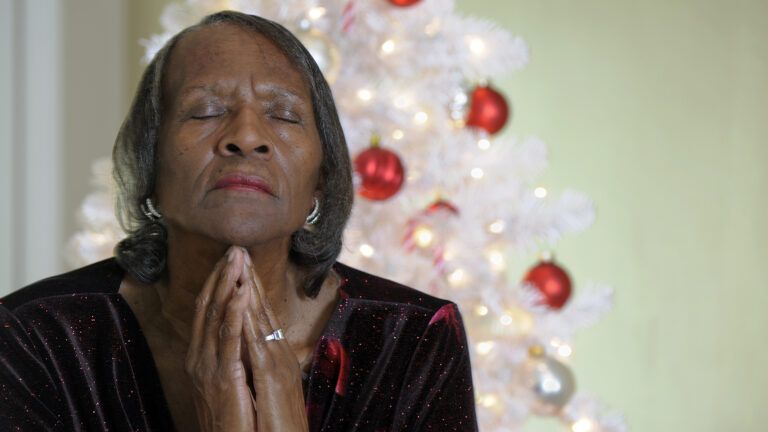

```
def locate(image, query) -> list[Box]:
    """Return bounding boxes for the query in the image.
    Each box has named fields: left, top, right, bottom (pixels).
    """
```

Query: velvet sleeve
left=0, top=304, right=67, bottom=431
left=391, top=303, right=478, bottom=431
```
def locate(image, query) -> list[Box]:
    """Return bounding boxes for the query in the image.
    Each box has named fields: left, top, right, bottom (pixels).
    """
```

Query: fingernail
left=227, top=247, right=236, bottom=262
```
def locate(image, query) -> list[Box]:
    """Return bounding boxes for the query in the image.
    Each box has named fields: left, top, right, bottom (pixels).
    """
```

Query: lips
left=214, top=174, right=275, bottom=196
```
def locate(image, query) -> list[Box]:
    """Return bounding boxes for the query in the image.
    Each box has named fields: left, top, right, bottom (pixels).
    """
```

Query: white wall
left=0, top=1, right=16, bottom=294
left=0, top=0, right=127, bottom=295
left=0, top=0, right=63, bottom=294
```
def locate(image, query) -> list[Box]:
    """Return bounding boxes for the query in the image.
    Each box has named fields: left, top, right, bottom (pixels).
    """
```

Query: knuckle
left=218, top=322, right=232, bottom=339
left=257, top=310, right=270, bottom=324
left=194, top=295, right=207, bottom=311
left=206, top=303, right=219, bottom=320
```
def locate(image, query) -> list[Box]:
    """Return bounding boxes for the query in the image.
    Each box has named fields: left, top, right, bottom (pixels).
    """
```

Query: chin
left=204, top=220, right=296, bottom=248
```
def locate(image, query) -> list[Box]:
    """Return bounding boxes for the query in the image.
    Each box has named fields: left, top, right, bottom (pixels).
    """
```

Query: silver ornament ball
left=517, top=347, right=576, bottom=415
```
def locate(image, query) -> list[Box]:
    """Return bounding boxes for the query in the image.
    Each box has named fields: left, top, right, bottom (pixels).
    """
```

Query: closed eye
left=187, top=103, right=227, bottom=120
left=270, top=110, right=301, bottom=124
left=190, top=111, right=225, bottom=120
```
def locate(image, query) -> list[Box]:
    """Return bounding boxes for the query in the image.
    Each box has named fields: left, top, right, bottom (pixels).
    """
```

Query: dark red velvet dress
left=0, top=259, right=478, bottom=431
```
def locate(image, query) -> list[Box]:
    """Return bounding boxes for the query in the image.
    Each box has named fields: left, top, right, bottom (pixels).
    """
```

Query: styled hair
left=113, top=11, right=353, bottom=297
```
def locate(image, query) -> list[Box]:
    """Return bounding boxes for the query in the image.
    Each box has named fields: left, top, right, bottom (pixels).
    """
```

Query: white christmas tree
left=69, top=0, right=626, bottom=430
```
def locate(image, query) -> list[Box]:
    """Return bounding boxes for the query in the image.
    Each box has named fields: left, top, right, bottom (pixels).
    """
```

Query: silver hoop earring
left=140, top=197, right=163, bottom=221
left=305, top=197, right=320, bottom=225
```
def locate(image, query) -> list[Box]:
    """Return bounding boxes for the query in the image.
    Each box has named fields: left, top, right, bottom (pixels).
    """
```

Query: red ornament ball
left=354, top=146, right=405, bottom=201
left=523, top=260, right=572, bottom=309
left=466, top=84, right=510, bottom=135
left=388, top=0, right=422, bottom=6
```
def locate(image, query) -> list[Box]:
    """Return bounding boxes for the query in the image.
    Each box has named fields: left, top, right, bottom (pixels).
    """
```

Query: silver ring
left=264, top=328, right=285, bottom=342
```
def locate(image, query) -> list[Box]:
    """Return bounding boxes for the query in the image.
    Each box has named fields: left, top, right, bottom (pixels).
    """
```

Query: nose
left=216, top=108, right=272, bottom=158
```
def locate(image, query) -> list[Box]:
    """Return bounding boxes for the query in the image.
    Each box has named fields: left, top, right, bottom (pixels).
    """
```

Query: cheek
left=155, top=133, right=212, bottom=205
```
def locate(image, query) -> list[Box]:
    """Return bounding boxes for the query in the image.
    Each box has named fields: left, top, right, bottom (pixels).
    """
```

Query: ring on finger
left=264, top=328, right=285, bottom=342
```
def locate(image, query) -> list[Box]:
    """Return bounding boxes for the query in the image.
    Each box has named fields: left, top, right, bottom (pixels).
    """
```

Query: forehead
left=162, top=23, right=309, bottom=100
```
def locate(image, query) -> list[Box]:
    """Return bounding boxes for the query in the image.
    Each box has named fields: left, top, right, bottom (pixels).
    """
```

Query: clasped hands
left=185, top=246, right=309, bottom=432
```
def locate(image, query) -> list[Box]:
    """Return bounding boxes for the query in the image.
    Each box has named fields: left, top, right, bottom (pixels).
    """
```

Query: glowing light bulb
left=558, top=344, right=573, bottom=358
left=499, top=314, right=513, bottom=326
left=474, top=305, right=489, bottom=316
left=572, top=418, right=594, bottom=432
left=479, top=393, right=498, bottom=408
left=534, top=187, right=548, bottom=198
left=413, top=225, right=434, bottom=248
left=488, top=219, right=505, bottom=234
left=476, top=341, right=495, bottom=355
left=470, top=168, right=484, bottom=179
left=359, top=243, right=375, bottom=257
left=448, top=268, right=466, bottom=286
left=477, top=138, right=491, bottom=150
left=468, top=36, right=486, bottom=55
left=413, top=111, right=429, bottom=125
left=356, top=88, right=373, bottom=102
left=307, top=6, right=326, bottom=20
left=487, top=249, right=506, bottom=271
left=381, top=39, right=396, bottom=54
left=392, top=129, right=404, bottom=140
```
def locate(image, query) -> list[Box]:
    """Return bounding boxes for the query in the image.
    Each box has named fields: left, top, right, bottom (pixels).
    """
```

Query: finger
left=188, top=255, right=228, bottom=366
left=217, top=278, right=250, bottom=367
left=202, top=248, right=243, bottom=363
left=240, top=274, right=276, bottom=350
left=242, top=251, right=282, bottom=332
left=243, top=310, right=268, bottom=366
left=241, top=252, right=298, bottom=363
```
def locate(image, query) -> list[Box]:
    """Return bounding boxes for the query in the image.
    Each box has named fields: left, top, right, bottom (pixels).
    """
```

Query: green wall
left=128, top=1, right=768, bottom=430
left=453, top=0, right=768, bottom=430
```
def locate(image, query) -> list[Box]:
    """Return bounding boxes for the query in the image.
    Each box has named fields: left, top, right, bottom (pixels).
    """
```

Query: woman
left=0, top=11, right=477, bottom=432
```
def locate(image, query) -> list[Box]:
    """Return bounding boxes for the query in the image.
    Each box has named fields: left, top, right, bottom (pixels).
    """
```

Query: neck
left=156, top=228, right=305, bottom=344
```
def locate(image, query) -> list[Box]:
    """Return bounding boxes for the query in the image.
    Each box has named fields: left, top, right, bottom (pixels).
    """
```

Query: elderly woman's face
left=155, top=23, right=323, bottom=247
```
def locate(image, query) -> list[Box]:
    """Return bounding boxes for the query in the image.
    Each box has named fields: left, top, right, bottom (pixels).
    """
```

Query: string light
left=392, top=129, right=404, bottom=140
left=413, top=225, right=434, bottom=248
left=470, top=168, right=485, bottom=179
left=467, top=36, right=486, bottom=55
left=356, top=88, right=373, bottom=102
left=477, top=138, right=491, bottom=150
left=534, top=187, right=548, bottom=198
left=307, top=6, right=326, bottom=20
left=474, top=305, right=489, bottom=316
left=448, top=268, right=467, bottom=286
left=487, top=249, right=506, bottom=271
left=413, top=111, right=429, bottom=125
left=572, top=418, right=595, bottom=432
left=359, top=243, right=375, bottom=257
left=476, top=341, right=495, bottom=355
left=488, top=219, right=505, bottom=234
left=381, top=39, right=396, bottom=54
left=478, top=393, right=498, bottom=408
left=499, top=314, right=513, bottom=326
